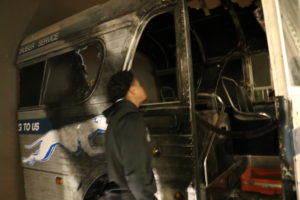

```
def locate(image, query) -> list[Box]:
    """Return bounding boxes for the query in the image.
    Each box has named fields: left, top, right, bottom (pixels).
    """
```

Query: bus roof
left=17, top=0, right=146, bottom=58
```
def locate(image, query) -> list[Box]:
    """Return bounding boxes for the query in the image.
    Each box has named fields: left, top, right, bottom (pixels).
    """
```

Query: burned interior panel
left=189, top=1, right=278, bottom=199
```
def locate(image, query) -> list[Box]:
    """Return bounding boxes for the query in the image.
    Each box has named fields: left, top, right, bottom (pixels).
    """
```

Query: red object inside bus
left=241, top=168, right=282, bottom=195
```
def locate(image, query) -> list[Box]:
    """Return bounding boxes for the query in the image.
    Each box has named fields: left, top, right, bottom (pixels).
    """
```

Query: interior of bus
left=132, top=0, right=280, bottom=199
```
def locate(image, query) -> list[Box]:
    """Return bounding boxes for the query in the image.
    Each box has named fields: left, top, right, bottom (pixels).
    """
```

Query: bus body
left=16, top=0, right=300, bottom=199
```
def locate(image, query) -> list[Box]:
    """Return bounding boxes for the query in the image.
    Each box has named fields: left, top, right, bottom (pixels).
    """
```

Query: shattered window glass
left=43, top=43, right=102, bottom=105
left=75, top=44, right=102, bottom=89
left=279, top=0, right=300, bottom=86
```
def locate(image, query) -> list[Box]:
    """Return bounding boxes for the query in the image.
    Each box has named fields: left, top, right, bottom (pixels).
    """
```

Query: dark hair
left=107, top=71, right=134, bottom=102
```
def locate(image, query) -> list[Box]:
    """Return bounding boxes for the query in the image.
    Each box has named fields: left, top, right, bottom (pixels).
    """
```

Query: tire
left=84, top=176, right=108, bottom=200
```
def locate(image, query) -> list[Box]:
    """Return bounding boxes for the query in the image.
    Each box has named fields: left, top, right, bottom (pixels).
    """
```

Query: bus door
left=263, top=0, right=300, bottom=199
left=129, top=0, right=198, bottom=199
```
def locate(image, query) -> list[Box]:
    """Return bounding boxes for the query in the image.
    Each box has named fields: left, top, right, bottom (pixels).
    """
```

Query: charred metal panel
left=276, top=96, right=297, bottom=200
left=174, top=1, right=200, bottom=199
left=18, top=0, right=145, bottom=55
left=124, top=0, right=177, bottom=71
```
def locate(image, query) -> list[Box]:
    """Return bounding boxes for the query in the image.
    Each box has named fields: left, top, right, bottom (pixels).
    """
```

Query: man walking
left=103, top=71, right=157, bottom=200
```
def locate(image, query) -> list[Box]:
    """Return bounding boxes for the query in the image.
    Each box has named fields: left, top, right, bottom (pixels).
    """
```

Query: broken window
left=43, top=51, right=89, bottom=104
left=75, top=44, right=102, bottom=89
left=43, top=43, right=103, bottom=105
left=19, top=42, right=103, bottom=108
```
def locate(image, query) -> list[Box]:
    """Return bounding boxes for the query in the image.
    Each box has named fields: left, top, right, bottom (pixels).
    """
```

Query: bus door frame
left=262, top=0, right=299, bottom=199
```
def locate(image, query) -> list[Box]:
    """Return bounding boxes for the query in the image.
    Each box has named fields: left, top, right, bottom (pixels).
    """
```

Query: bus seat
left=196, top=110, right=233, bottom=186
left=221, top=76, right=271, bottom=121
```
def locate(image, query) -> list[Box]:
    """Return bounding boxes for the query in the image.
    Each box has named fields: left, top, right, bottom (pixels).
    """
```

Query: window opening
left=43, top=43, right=102, bottom=105
left=132, top=12, right=178, bottom=103
left=250, top=53, right=273, bottom=102
left=19, top=62, right=45, bottom=107
left=75, top=44, right=102, bottom=89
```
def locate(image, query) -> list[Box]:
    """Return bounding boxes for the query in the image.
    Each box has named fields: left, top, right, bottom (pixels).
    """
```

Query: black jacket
left=103, top=99, right=157, bottom=200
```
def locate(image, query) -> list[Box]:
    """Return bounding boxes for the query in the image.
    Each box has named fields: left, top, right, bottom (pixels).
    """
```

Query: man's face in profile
left=131, top=79, right=147, bottom=103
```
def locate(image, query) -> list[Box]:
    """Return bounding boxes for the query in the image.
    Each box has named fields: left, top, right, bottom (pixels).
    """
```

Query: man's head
left=107, top=71, right=147, bottom=107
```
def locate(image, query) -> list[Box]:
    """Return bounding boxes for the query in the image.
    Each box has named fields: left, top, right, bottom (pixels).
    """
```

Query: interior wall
left=0, top=0, right=107, bottom=199
left=0, top=1, right=40, bottom=199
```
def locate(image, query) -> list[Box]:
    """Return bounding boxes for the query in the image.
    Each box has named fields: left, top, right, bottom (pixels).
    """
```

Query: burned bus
left=16, top=0, right=300, bottom=199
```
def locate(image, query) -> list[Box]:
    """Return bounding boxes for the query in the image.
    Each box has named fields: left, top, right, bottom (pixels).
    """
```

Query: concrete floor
left=0, top=0, right=107, bottom=199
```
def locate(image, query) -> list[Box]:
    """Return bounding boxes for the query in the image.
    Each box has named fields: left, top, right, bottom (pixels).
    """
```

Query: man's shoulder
left=119, top=111, right=143, bottom=123
left=105, top=100, right=139, bottom=120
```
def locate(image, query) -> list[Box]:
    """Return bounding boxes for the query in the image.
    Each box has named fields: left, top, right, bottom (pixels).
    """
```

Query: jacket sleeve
left=118, top=113, right=157, bottom=200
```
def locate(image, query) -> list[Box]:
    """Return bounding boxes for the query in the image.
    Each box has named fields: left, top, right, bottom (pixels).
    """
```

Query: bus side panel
left=23, top=169, right=77, bottom=200
left=18, top=14, right=141, bottom=200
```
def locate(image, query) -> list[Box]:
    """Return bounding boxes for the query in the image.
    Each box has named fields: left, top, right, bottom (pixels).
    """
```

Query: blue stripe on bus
left=41, top=143, right=59, bottom=162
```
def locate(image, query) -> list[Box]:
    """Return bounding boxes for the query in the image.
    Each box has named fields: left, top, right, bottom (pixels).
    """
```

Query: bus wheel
left=83, top=176, right=108, bottom=200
